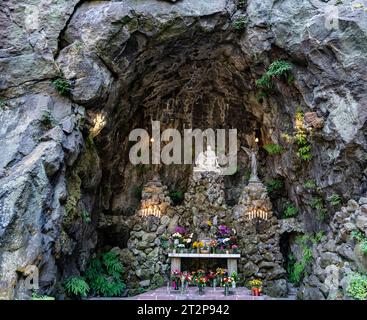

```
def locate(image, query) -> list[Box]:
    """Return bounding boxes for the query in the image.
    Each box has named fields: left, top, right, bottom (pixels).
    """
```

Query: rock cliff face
left=0, top=0, right=366, bottom=299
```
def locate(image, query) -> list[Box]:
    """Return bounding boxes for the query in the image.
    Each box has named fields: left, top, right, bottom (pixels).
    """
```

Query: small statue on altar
left=194, top=145, right=221, bottom=173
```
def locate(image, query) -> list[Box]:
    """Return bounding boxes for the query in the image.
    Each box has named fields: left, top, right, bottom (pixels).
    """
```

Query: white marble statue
left=241, top=145, right=260, bottom=183
left=194, top=146, right=221, bottom=173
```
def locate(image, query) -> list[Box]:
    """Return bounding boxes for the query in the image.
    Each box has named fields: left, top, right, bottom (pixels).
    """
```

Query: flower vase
left=173, top=280, right=179, bottom=291
left=224, top=285, right=230, bottom=296
left=198, top=285, right=205, bottom=295
left=197, top=247, right=200, bottom=254
left=232, top=281, right=236, bottom=289
left=252, top=288, right=260, bottom=296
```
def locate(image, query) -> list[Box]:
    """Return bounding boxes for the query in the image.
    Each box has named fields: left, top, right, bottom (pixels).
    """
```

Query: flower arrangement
left=231, top=244, right=239, bottom=253
left=249, top=279, right=262, bottom=296
left=192, top=241, right=204, bottom=253
left=218, top=225, right=231, bottom=236
left=249, top=279, right=262, bottom=288
left=174, top=226, right=187, bottom=235
left=223, top=276, right=234, bottom=286
left=171, top=270, right=181, bottom=290
left=172, top=232, right=183, bottom=239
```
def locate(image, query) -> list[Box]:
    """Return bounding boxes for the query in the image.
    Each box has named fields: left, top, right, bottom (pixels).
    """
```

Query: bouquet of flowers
left=209, top=240, right=218, bottom=253
left=249, top=279, right=262, bottom=296
left=192, top=241, right=204, bottom=253
left=171, top=270, right=181, bottom=290
left=222, top=276, right=234, bottom=287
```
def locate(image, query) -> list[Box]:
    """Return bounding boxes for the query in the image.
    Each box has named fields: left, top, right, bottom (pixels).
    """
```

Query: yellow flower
left=207, top=221, right=212, bottom=227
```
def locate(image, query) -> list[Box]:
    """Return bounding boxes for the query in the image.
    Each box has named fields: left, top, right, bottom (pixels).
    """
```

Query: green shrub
left=360, top=241, right=367, bottom=255
left=303, top=180, right=317, bottom=190
left=311, top=197, right=323, bottom=210
left=328, top=194, right=342, bottom=206
left=263, top=143, right=284, bottom=155
left=287, top=235, right=313, bottom=286
left=169, top=190, right=184, bottom=206
left=0, top=98, right=7, bottom=109
left=295, top=108, right=312, bottom=161
left=85, top=251, right=126, bottom=297
left=351, top=231, right=367, bottom=255
left=233, top=17, right=247, bottom=31
left=351, top=230, right=365, bottom=242
left=256, top=60, right=292, bottom=90
left=81, top=209, right=91, bottom=224
left=282, top=202, right=299, bottom=218
left=347, top=273, right=367, bottom=300
left=265, top=179, right=283, bottom=193
left=311, top=231, right=325, bottom=244
left=64, top=276, right=90, bottom=298
left=53, top=77, right=72, bottom=96
left=40, top=110, right=55, bottom=129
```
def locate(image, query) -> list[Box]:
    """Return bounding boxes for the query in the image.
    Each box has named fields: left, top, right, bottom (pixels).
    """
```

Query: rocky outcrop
left=1, top=0, right=367, bottom=299
left=300, top=197, right=367, bottom=300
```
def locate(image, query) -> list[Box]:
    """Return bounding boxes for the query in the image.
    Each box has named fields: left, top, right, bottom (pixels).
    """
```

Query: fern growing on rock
left=53, top=76, right=72, bottom=96
left=64, top=276, right=90, bottom=298
left=256, top=60, right=292, bottom=90
left=263, top=143, right=284, bottom=155
left=85, top=251, right=126, bottom=297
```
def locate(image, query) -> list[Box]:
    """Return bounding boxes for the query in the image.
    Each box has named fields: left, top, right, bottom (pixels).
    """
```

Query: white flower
left=223, top=238, right=230, bottom=243
left=186, top=239, right=192, bottom=244
left=173, top=233, right=182, bottom=238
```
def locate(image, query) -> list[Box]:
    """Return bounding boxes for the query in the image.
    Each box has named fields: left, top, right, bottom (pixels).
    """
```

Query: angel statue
left=241, top=145, right=260, bottom=183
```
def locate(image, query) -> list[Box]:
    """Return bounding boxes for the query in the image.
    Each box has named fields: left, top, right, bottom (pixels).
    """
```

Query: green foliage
left=312, top=231, right=325, bottom=244
left=238, top=0, right=247, bottom=9
left=360, top=241, right=367, bottom=255
left=265, top=179, right=283, bottom=193
left=53, top=77, right=72, bottom=96
left=31, top=292, right=55, bottom=300
left=351, top=230, right=365, bottom=242
left=282, top=202, right=299, bottom=218
left=351, top=231, right=367, bottom=255
left=347, top=273, right=367, bottom=300
left=40, top=110, right=55, bottom=129
left=0, top=98, right=7, bottom=109
left=169, top=190, right=184, bottom=206
left=303, top=179, right=317, bottom=190
left=311, top=197, right=323, bottom=209
left=295, top=108, right=312, bottom=161
left=328, top=194, right=342, bottom=206
left=256, top=60, right=292, bottom=90
left=133, top=185, right=143, bottom=200
left=287, top=235, right=315, bottom=286
left=233, top=17, right=247, bottom=31
left=64, top=276, right=90, bottom=298
left=263, top=143, right=284, bottom=155
left=85, top=251, right=126, bottom=297
left=81, top=209, right=91, bottom=224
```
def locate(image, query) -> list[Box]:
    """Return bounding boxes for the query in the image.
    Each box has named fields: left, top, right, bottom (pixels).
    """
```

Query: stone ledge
left=168, top=253, right=241, bottom=259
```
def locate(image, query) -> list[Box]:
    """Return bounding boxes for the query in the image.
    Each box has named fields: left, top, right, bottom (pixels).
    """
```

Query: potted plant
left=249, top=279, right=262, bottom=296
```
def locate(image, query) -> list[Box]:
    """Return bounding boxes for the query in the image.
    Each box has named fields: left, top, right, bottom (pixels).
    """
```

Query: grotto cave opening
left=68, top=26, right=305, bottom=297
